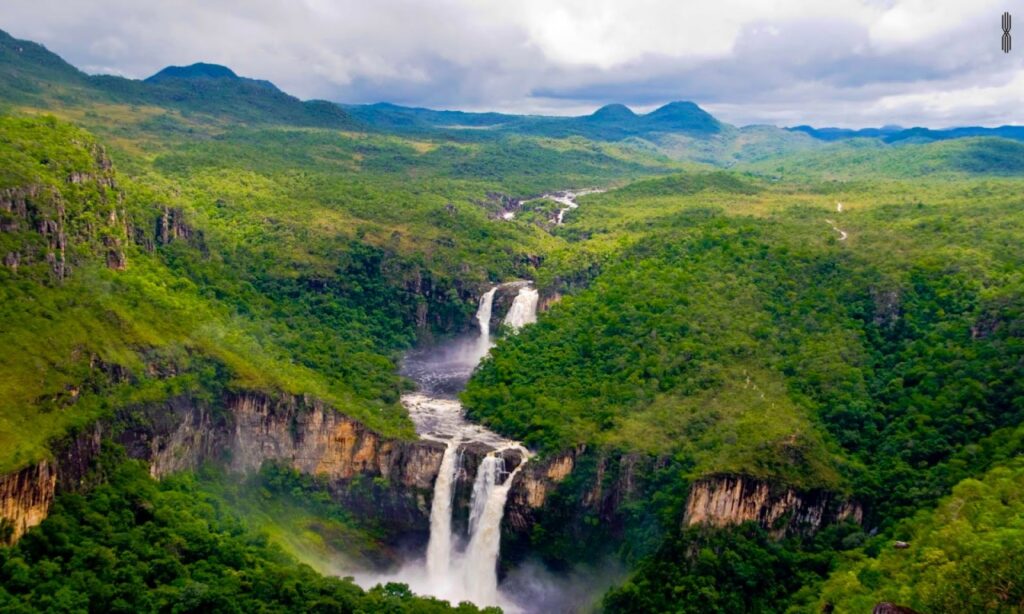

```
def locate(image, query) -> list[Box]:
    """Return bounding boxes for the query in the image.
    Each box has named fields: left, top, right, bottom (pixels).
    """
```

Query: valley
left=0, top=22, right=1023, bottom=614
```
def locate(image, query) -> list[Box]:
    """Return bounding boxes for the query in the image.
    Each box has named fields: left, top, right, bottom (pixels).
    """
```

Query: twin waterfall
left=392, top=283, right=537, bottom=609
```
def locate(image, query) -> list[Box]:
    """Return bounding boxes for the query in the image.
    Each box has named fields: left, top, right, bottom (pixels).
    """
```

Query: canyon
left=0, top=281, right=862, bottom=608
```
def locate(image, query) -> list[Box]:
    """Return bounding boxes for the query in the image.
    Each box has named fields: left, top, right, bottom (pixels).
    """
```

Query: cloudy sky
left=5, top=0, right=1024, bottom=127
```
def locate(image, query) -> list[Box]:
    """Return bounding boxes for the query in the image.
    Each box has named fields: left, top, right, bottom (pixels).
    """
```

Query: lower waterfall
left=425, top=436, right=461, bottom=581
left=463, top=453, right=527, bottom=605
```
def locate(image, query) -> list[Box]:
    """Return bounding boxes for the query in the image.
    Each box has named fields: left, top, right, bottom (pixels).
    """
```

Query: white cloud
left=3, top=0, right=1024, bottom=126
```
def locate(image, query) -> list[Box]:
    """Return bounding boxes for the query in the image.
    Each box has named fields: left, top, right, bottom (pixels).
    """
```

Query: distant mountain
left=146, top=62, right=281, bottom=92
left=585, top=103, right=637, bottom=123
left=789, top=123, right=1024, bottom=144
left=642, top=101, right=720, bottom=134
left=0, top=28, right=355, bottom=128
left=346, top=100, right=723, bottom=140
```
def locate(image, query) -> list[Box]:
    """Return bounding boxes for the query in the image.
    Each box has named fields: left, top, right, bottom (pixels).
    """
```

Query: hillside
left=0, top=28, right=355, bottom=128
left=347, top=100, right=826, bottom=166
left=1, top=24, right=1024, bottom=614
left=745, top=137, right=1024, bottom=179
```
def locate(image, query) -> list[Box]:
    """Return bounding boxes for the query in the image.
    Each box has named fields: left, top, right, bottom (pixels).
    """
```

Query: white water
left=825, top=218, right=848, bottom=241
left=426, top=436, right=461, bottom=581
left=476, top=287, right=497, bottom=354
left=350, top=284, right=537, bottom=610
left=519, top=188, right=605, bottom=226
left=503, top=285, right=539, bottom=330
left=468, top=455, right=499, bottom=538
left=463, top=453, right=527, bottom=605
left=549, top=188, right=605, bottom=225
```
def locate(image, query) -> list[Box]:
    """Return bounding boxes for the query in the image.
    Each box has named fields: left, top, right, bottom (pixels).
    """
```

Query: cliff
left=1, top=137, right=128, bottom=279
left=505, top=450, right=862, bottom=554
left=0, top=424, right=102, bottom=543
left=0, top=462, right=56, bottom=543
left=683, top=474, right=862, bottom=537
left=0, top=389, right=505, bottom=545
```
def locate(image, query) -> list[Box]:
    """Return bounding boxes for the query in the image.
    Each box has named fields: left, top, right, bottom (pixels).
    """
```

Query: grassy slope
left=468, top=171, right=1024, bottom=503
left=743, top=136, right=1024, bottom=180
left=810, top=455, right=1024, bottom=613
left=0, top=80, right=677, bottom=474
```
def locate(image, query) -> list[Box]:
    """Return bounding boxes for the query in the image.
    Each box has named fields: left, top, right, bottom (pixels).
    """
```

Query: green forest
left=1, top=22, right=1023, bottom=614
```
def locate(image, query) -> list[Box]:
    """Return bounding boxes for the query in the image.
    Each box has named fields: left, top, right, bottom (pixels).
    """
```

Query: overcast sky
left=5, top=0, right=1024, bottom=127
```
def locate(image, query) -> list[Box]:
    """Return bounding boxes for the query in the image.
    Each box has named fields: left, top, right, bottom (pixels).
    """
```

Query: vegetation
left=0, top=450, right=494, bottom=613
left=603, top=522, right=863, bottom=613
left=3, top=24, right=1024, bottom=613
left=810, top=458, right=1024, bottom=613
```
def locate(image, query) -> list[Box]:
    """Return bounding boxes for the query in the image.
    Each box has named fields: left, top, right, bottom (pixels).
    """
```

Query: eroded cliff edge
left=0, top=392, right=446, bottom=544
left=3, top=394, right=861, bottom=549
left=0, top=390, right=525, bottom=547
left=503, top=447, right=863, bottom=565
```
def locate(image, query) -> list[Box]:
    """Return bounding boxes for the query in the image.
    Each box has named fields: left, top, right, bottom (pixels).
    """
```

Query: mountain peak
left=643, top=101, right=721, bottom=133
left=588, top=103, right=637, bottom=122
left=146, top=63, right=239, bottom=81
left=146, top=63, right=281, bottom=92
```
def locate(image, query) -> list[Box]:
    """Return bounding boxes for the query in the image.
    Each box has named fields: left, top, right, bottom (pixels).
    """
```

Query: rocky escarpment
left=0, top=425, right=103, bottom=543
left=0, top=462, right=56, bottom=543
left=504, top=448, right=862, bottom=557
left=683, top=474, right=862, bottom=537
left=1, top=140, right=128, bottom=278
left=0, top=389, right=500, bottom=546
left=226, top=392, right=449, bottom=537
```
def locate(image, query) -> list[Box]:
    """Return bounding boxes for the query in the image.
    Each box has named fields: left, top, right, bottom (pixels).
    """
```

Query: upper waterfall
left=503, top=285, right=539, bottom=330
left=476, top=286, right=497, bottom=354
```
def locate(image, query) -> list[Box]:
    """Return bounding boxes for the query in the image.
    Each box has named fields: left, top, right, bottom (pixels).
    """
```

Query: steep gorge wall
left=683, top=475, right=863, bottom=537
left=0, top=388, right=524, bottom=546
left=0, top=425, right=103, bottom=543
left=505, top=448, right=862, bottom=552
left=0, top=391, right=452, bottom=544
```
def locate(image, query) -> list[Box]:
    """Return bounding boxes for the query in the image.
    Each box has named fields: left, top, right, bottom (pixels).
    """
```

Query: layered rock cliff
left=0, top=389, right=489, bottom=545
left=505, top=449, right=862, bottom=553
left=1, top=138, right=128, bottom=279
left=0, top=462, right=56, bottom=543
left=683, top=474, right=862, bottom=537
left=0, top=424, right=102, bottom=544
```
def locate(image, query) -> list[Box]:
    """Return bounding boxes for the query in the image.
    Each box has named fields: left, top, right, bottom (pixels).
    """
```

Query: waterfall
left=476, top=287, right=497, bottom=354
left=425, top=436, right=461, bottom=581
left=374, top=284, right=538, bottom=609
left=467, top=454, right=501, bottom=537
left=503, top=286, right=539, bottom=330
left=463, top=452, right=526, bottom=606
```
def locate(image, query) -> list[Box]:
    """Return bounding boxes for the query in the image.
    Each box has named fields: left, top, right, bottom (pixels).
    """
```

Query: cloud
left=3, top=0, right=1024, bottom=127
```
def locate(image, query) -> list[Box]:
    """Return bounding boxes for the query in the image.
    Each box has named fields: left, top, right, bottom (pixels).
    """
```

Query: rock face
left=228, top=393, right=442, bottom=486
left=505, top=447, right=581, bottom=532
left=537, top=291, right=563, bottom=312
left=2, top=388, right=863, bottom=549
left=504, top=452, right=862, bottom=557
left=156, top=205, right=206, bottom=252
left=0, top=391, right=453, bottom=545
left=0, top=425, right=103, bottom=544
left=0, top=185, right=69, bottom=278
left=1, top=141, right=128, bottom=278
left=226, top=392, right=448, bottom=537
left=683, top=474, right=863, bottom=537
left=0, top=462, right=56, bottom=543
